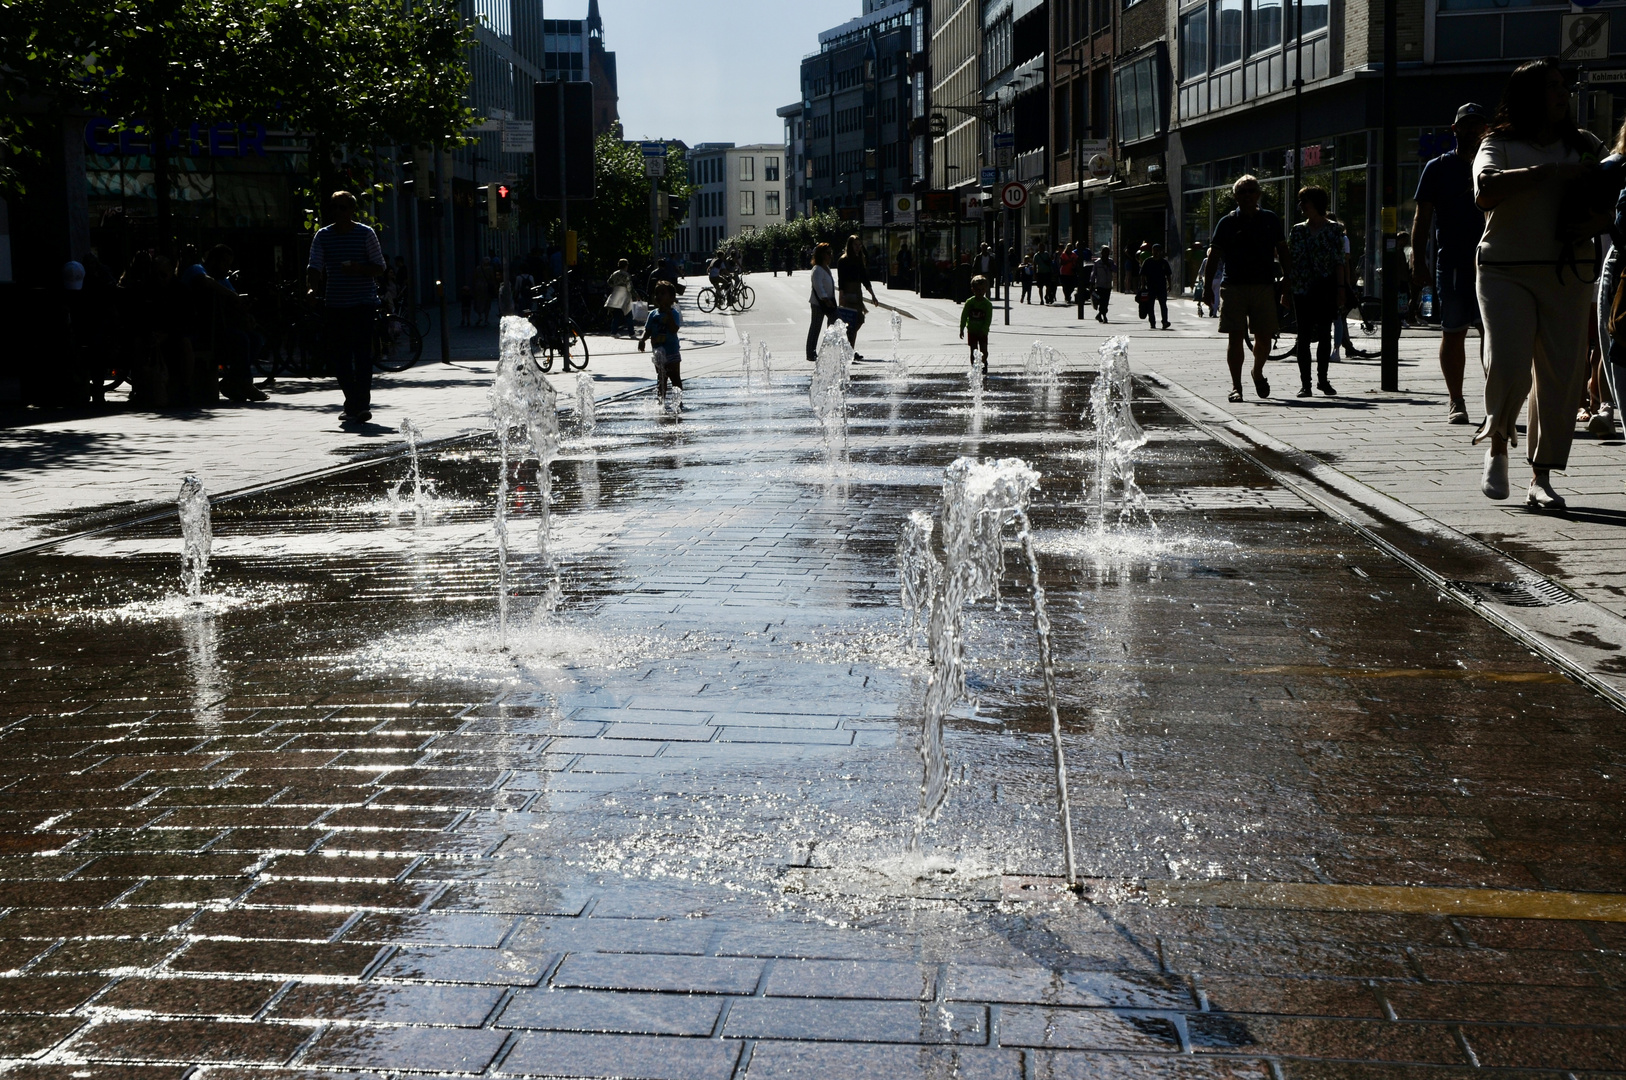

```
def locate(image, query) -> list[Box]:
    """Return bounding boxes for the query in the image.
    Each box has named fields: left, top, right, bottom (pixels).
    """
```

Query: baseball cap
left=1454, top=102, right=1490, bottom=125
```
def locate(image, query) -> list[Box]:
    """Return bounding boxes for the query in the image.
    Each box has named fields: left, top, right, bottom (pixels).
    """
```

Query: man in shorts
left=1205, top=174, right=1292, bottom=402
left=1411, top=102, right=1490, bottom=425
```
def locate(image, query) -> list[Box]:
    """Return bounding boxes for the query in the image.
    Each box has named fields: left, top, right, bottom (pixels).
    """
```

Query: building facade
left=777, top=101, right=807, bottom=220
left=668, top=143, right=786, bottom=265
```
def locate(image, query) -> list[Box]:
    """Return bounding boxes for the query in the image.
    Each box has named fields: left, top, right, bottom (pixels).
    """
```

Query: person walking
left=1090, top=247, right=1117, bottom=323
left=1139, top=244, right=1172, bottom=329
left=960, top=275, right=994, bottom=373
left=1412, top=103, right=1491, bottom=424
left=837, top=234, right=881, bottom=360
left=896, top=243, right=913, bottom=289
left=1474, top=57, right=1606, bottom=510
left=1019, top=254, right=1035, bottom=304
left=1058, top=243, right=1079, bottom=305
left=807, top=242, right=838, bottom=362
left=1287, top=186, right=1345, bottom=397
left=1034, top=246, right=1054, bottom=305
left=1204, top=174, right=1292, bottom=402
left=307, top=190, right=386, bottom=424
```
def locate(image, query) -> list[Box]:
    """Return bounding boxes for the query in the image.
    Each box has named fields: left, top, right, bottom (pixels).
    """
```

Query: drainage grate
left=1446, top=578, right=1580, bottom=607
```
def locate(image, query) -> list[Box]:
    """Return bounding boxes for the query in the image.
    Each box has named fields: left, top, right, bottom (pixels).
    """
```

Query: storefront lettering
left=84, top=119, right=268, bottom=158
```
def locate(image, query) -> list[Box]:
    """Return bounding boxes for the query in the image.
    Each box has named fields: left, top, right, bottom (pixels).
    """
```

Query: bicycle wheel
left=528, top=332, right=554, bottom=374
left=736, top=285, right=755, bottom=312
left=696, top=287, right=717, bottom=313
left=560, top=320, right=589, bottom=372
left=375, top=315, right=422, bottom=372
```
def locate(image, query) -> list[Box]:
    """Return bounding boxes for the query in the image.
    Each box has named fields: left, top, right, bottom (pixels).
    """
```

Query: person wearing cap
left=1412, top=103, right=1490, bottom=426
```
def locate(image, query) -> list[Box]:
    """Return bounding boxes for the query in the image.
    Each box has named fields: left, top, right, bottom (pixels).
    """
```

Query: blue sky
left=596, top=1, right=861, bottom=147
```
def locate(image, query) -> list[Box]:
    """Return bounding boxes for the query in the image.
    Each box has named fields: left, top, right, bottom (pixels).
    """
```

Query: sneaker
left=1318, top=378, right=1336, bottom=396
left=1588, top=410, right=1616, bottom=437
left=1448, top=398, right=1470, bottom=425
left=1527, top=474, right=1566, bottom=510
left=1297, top=385, right=1313, bottom=398
left=1481, top=448, right=1509, bottom=501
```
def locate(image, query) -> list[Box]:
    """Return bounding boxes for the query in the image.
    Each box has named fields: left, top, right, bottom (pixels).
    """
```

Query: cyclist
left=307, top=190, right=386, bottom=424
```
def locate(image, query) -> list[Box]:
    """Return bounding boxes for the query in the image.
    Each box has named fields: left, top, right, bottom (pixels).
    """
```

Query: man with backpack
left=1412, top=103, right=1491, bottom=425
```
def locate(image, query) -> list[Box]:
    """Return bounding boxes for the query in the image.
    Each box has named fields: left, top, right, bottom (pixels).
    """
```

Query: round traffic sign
left=999, top=182, right=1028, bottom=210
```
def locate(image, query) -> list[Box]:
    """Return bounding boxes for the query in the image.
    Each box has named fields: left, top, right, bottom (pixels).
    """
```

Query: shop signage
left=864, top=200, right=883, bottom=226
left=980, top=167, right=998, bottom=187
left=921, top=192, right=957, bottom=218
left=892, top=193, right=916, bottom=225
left=1078, top=139, right=1113, bottom=181
left=962, top=192, right=985, bottom=219
left=85, top=118, right=268, bottom=158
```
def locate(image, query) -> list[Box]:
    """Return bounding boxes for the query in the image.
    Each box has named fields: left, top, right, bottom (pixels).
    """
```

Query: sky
left=592, top=1, right=864, bottom=147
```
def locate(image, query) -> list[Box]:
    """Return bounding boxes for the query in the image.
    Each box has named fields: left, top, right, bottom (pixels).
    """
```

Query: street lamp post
left=1292, top=0, right=1304, bottom=200
left=1380, top=0, right=1400, bottom=389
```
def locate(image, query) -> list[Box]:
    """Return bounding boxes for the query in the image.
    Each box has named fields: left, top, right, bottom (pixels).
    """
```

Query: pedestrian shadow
left=338, top=420, right=394, bottom=438
left=1523, top=505, right=1626, bottom=527
left=1269, top=398, right=1379, bottom=411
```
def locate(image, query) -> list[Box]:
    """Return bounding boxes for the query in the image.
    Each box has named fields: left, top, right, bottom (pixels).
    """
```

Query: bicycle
left=526, top=279, right=589, bottom=373
left=696, top=274, right=755, bottom=314
left=254, top=295, right=422, bottom=377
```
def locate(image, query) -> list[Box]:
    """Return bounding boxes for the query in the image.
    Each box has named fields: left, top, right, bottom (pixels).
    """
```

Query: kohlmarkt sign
left=1586, top=68, right=1626, bottom=84
left=1563, top=11, right=1610, bottom=61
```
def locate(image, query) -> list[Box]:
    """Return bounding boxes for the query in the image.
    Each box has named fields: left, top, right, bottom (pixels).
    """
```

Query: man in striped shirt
left=307, top=191, right=386, bottom=423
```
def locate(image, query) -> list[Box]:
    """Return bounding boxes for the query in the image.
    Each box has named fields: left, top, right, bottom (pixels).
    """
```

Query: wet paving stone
left=4, top=370, right=1626, bottom=1075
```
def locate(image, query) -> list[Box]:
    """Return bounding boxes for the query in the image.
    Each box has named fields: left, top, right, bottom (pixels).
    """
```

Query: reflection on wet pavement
left=1, top=370, right=1624, bottom=1077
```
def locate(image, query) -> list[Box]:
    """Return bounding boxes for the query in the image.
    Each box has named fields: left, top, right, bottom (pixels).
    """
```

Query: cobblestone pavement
left=2, top=342, right=1625, bottom=1078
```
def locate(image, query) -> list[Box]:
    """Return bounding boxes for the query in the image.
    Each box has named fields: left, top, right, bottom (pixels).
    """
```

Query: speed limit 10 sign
left=999, top=182, right=1029, bottom=210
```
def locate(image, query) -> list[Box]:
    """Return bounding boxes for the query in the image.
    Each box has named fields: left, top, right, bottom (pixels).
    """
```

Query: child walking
left=959, top=275, right=994, bottom=372
left=638, top=281, right=683, bottom=407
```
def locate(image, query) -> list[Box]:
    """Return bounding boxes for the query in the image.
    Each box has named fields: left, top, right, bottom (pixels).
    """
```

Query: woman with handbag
left=807, top=243, right=837, bottom=362
left=1473, top=57, right=1605, bottom=510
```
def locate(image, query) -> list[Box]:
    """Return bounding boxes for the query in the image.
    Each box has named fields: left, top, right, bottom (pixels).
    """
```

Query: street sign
left=1563, top=11, right=1609, bottom=60
left=893, top=193, right=916, bottom=225
left=501, top=121, right=532, bottom=155
left=980, top=167, right=998, bottom=187
left=643, top=157, right=666, bottom=177
left=1584, top=68, right=1626, bottom=83
left=864, top=200, right=883, bottom=226
left=999, top=181, right=1028, bottom=210
left=993, top=131, right=1015, bottom=168
left=640, top=141, right=666, bottom=157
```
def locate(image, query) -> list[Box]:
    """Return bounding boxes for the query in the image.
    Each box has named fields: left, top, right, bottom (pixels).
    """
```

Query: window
left=813, top=156, right=830, bottom=178
left=1250, top=0, right=1281, bottom=55
left=808, top=113, right=830, bottom=138
left=1055, top=86, right=1070, bottom=146
left=1180, top=8, right=1208, bottom=80
left=739, top=156, right=754, bottom=181
left=837, top=106, right=863, bottom=134
left=765, top=157, right=780, bottom=181
left=766, top=191, right=781, bottom=215
left=1215, top=0, right=1243, bottom=67
left=983, top=15, right=1012, bottom=80
left=740, top=190, right=756, bottom=215
left=880, top=96, right=898, bottom=124
left=1115, top=53, right=1164, bottom=144
left=1294, top=0, right=1329, bottom=37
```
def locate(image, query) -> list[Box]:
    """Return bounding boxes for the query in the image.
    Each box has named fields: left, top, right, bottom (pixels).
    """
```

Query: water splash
left=896, top=510, right=938, bottom=643
left=490, top=316, right=561, bottom=648
left=810, top=325, right=851, bottom=464
left=905, top=458, right=1078, bottom=884
left=758, top=342, right=774, bottom=386
left=575, top=374, right=597, bottom=435
left=1023, top=340, right=1063, bottom=385
left=889, top=310, right=903, bottom=363
left=178, top=475, right=211, bottom=602
left=1087, top=335, right=1153, bottom=532
left=391, top=418, right=437, bottom=524
left=967, top=364, right=986, bottom=420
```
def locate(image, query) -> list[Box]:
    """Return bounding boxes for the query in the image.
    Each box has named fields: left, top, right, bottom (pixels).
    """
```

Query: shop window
left=1180, top=7, right=1209, bottom=81
left=1295, top=0, right=1329, bottom=36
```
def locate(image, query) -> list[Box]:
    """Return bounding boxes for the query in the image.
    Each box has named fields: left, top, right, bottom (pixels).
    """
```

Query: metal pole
left=1292, top=0, right=1304, bottom=200
left=435, top=142, right=451, bottom=365
left=650, top=175, right=660, bottom=264
left=557, top=79, right=571, bottom=336
left=1004, top=206, right=1012, bottom=325
left=1380, top=0, right=1400, bottom=389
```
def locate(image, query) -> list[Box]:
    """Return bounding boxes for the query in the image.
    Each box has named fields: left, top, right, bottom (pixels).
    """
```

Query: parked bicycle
left=252, top=289, right=422, bottom=379
left=526, top=278, right=589, bottom=373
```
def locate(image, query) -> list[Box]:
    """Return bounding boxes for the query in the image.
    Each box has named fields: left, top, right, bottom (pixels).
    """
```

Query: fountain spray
left=758, top=343, right=773, bottom=386
left=490, top=317, right=560, bottom=647
left=1087, top=336, right=1153, bottom=532
left=178, top=475, right=211, bottom=602
left=896, top=510, right=937, bottom=642
left=903, top=457, right=1078, bottom=885
left=575, top=374, right=596, bottom=435
left=810, top=325, right=852, bottom=465
left=889, top=310, right=903, bottom=364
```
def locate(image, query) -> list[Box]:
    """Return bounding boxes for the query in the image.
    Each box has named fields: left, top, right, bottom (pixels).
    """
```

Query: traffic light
left=666, top=194, right=686, bottom=222
left=495, top=183, right=514, bottom=223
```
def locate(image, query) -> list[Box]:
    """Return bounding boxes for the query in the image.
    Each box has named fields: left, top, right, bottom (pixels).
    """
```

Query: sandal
left=1227, top=388, right=1244, bottom=403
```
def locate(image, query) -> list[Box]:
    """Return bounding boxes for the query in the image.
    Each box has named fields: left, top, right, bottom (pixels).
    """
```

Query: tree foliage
left=716, top=210, right=851, bottom=271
